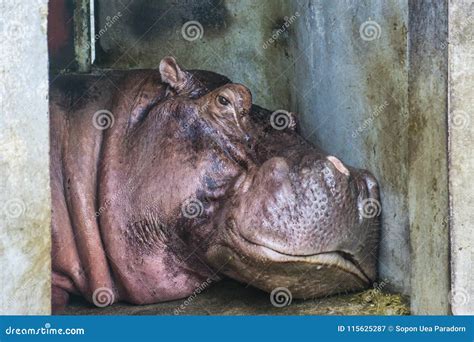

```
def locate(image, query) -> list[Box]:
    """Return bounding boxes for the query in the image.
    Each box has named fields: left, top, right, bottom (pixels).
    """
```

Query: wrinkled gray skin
left=50, top=57, right=380, bottom=311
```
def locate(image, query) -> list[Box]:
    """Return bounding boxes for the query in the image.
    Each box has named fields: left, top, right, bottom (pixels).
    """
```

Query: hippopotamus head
left=142, top=57, right=381, bottom=299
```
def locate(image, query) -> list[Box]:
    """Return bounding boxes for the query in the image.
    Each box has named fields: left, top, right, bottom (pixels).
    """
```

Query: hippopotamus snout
left=238, top=155, right=379, bottom=253
left=207, top=152, right=380, bottom=298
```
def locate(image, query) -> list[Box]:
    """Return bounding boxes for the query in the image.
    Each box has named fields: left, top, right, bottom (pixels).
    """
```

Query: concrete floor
left=59, top=279, right=409, bottom=315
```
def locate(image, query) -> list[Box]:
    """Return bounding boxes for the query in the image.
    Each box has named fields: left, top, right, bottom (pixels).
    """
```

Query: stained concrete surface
left=448, top=0, right=474, bottom=315
left=93, top=0, right=295, bottom=110
left=0, top=0, right=51, bottom=314
left=407, top=0, right=450, bottom=315
left=59, top=279, right=409, bottom=315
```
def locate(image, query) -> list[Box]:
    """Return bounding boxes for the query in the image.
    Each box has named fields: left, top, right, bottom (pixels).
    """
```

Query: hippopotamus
left=50, top=57, right=380, bottom=311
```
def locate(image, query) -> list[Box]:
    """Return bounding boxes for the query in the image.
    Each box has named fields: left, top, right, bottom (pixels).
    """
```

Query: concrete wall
left=449, top=0, right=474, bottom=315
left=93, top=0, right=296, bottom=110
left=289, top=0, right=411, bottom=295
left=0, top=0, right=51, bottom=314
left=407, top=0, right=450, bottom=314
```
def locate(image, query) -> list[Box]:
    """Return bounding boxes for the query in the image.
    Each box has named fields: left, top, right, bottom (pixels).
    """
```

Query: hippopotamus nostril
left=326, top=156, right=350, bottom=176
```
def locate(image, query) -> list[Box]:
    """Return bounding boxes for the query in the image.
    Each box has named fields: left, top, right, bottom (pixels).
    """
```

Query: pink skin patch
left=327, top=156, right=350, bottom=176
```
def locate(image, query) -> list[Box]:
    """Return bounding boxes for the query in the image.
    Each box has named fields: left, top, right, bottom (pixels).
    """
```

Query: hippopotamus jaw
left=206, top=239, right=370, bottom=299
left=232, top=231, right=371, bottom=284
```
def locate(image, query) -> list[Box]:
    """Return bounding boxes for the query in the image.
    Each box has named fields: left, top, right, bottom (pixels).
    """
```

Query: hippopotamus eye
left=217, top=95, right=230, bottom=106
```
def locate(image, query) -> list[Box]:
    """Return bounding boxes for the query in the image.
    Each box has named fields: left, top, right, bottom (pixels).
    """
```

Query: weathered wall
left=407, top=0, right=450, bottom=315
left=449, top=0, right=474, bottom=315
left=0, top=0, right=51, bottom=314
left=289, top=0, right=411, bottom=295
left=93, top=0, right=296, bottom=110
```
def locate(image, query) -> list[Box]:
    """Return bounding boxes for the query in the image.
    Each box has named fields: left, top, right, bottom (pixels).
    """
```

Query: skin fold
left=50, top=57, right=380, bottom=311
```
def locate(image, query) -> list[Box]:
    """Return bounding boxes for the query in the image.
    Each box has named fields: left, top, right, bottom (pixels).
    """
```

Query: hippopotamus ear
left=159, top=56, right=189, bottom=92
